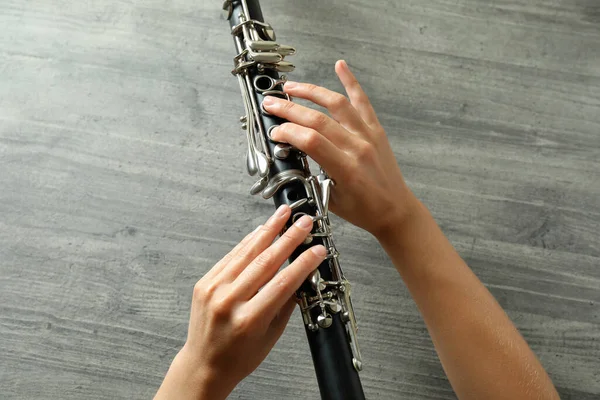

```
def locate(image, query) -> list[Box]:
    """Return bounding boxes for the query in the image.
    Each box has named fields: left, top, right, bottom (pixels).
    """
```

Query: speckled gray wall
left=1, top=1, right=599, bottom=399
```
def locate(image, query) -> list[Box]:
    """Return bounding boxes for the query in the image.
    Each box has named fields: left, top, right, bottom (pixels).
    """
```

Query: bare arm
left=377, top=193, right=559, bottom=399
left=264, top=60, right=560, bottom=399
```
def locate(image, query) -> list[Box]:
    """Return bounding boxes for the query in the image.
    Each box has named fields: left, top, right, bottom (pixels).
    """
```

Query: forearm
left=377, top=193, right=559, bottom=400
left=154, top=346, right=230, bottom=400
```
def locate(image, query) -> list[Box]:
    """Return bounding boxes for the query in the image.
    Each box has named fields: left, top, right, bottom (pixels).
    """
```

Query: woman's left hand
left=154, top=205, right=326, bottom=400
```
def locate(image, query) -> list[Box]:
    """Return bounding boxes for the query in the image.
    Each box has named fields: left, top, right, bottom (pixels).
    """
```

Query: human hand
left=154, top=205, right=326, bottom=400
left=262, top=60, right=417, bottom=238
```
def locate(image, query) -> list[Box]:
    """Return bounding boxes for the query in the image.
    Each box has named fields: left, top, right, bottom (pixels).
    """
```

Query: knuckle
left=232, top=312, right=254, bottom=336
left=309, top=112, right=329, bottom=129
left=261, top=219, right=279, bottom=235
left=192, top=281, right=205, bottom=298
left=305, top=83, right=318, bottom=94
left=349, top=78, right=360, bottom=90
left=329, top=94, right=348, bottom=110
left=193, top=280, right=215, bottom=300
left=281, top=100, right=295, bottom=113
left=372, top=125, right=386, bottom=138
left=210, top=294, right=233, bottom=319
left=303, top=129, right=322, bottom=151
left=355, top=141, right=375, bottom=162
left=280, top=226, right=303, bottom=245
left=253, top=251, right=274, bottom=271
left=271, top=272, right=290, bottom=294
left=230, top=248, right=249, bottom=265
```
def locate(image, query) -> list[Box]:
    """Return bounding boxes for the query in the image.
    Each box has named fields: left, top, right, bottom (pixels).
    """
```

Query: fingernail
left=295, top=215, right=313, bottom=228
left=275, top=204, right=289, bottom=218
left=270, top=126, right=281, bottom=140
left=284, top=81, right=297, bottom=89
left=311, top=245, right=327, bottom=257
left=262, top=96, right=275, bottom=106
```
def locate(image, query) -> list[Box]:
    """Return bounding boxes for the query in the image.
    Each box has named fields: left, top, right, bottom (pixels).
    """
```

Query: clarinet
left=221, top=1, right=365, bottom=398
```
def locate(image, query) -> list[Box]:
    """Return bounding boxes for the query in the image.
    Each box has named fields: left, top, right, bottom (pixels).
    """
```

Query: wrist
left=181, top=344, right=235, bottom=400
left=373, top=189, right=425, bottom=244
left=156, top=345, right=231, bottom=400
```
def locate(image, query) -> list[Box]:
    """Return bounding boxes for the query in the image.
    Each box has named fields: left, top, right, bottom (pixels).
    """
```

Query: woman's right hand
left=263, top=60, right=417, bottom=238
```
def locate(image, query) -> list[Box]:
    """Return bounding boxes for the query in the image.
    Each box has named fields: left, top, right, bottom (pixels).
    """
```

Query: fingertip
left=274, top=204, right=291, bottom=219
left=335, top=60, right=343, bottom=75
left=270, top=124, right=283, bottom=141
left=283, top=81, right=297, bottom=91
left=311, top=244, right=327, bottom=258
left=262, top=95, right=275, bottom=106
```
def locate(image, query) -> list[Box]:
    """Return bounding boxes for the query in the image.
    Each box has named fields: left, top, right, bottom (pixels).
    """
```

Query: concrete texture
left=1, top=0, right=599, bottom=399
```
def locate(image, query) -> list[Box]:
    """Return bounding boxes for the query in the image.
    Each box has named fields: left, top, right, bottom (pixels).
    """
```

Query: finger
left=232, top=214, right=315, bottom=298
left=262, top=96, right=355, bottom=149
left=282, top=81, right=367, bottom=134
left=335, top=60, right=380, bottom=127
left=267, top=296, right=297, bottom=340
left=216, top=204, right=291, bottom=282
left=248, top=245, right=327, bottom=322
left=202, top=224, right=262, bottom=281
left=270, top=122, right=348, bottom=180
left=245, top=296, right=296, bottom=355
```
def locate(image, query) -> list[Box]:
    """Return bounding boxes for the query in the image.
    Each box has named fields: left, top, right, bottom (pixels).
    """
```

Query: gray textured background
left=1, top=0, right=599, bottom=399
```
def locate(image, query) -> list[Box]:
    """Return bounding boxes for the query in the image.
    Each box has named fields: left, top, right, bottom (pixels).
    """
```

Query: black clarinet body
left=221, top=1, right=365, bottom=399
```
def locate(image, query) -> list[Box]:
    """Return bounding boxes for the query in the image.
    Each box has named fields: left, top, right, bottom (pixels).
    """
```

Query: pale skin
left=155, top=60, right=560, bottom=400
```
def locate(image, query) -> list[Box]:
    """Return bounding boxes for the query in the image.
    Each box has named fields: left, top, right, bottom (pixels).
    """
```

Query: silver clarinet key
left=250, top=176, right=268, bottom=195
left=274, top=61, right=295, bottom=72
left=317, top=313, right=332, bottom=328
left=246, top=39, right=279, bottom=51
left=253, top=21, right=276, bottom=41
left=274, top=143, right=292, bottom=159
left=328, top=301, right=342, bottom=314
left=249, top=50, right=282, bottom=64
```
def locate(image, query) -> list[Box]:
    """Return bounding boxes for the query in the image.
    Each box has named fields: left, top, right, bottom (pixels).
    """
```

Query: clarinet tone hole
left=267, top=124, right=280, bottom=141
left=287, top=190, right=299, bottom=201
left=254, top=75, right=273, bottom=92
left=260, top=99, right=272, bottom=116
left=292, top=212, right=308, bottom=223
